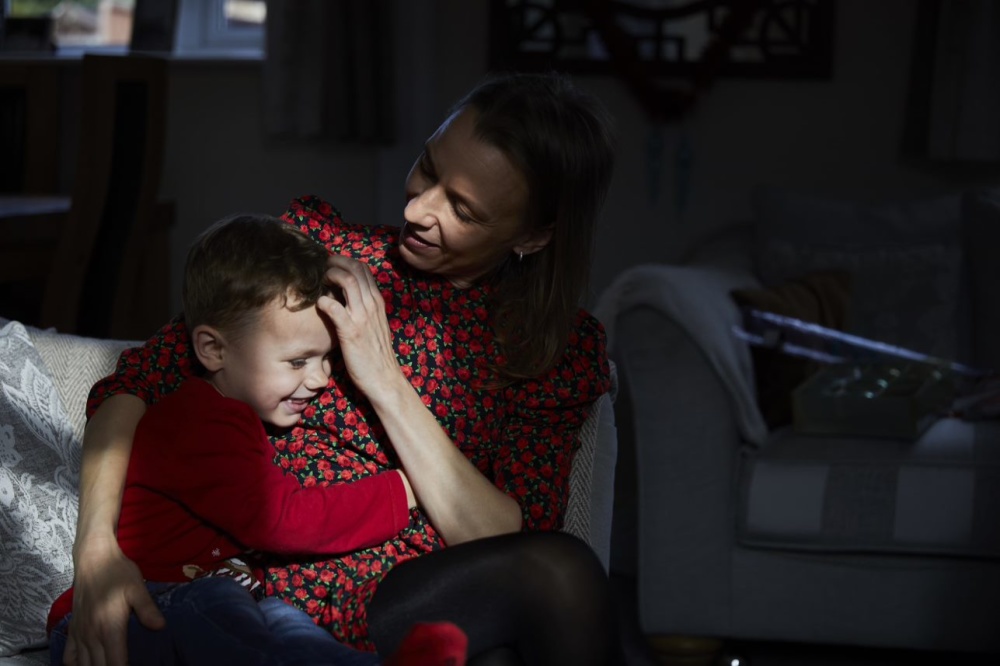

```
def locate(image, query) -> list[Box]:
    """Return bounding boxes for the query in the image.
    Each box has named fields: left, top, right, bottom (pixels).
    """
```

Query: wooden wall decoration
left=489, top=0, right=836, bottom=121
left=490, top=0, right=835, bottom=78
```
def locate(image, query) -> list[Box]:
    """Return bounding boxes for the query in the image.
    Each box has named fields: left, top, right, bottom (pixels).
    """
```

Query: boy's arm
left=234, top=467, right=414, bottom=553
left=145, top=401, right=413, bottom=554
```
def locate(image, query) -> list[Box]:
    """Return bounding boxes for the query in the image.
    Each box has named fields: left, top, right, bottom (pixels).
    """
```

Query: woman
left=67, top=71, right=618, bottom=666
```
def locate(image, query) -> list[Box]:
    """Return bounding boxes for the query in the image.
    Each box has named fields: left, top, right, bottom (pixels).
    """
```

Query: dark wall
left=156, top=0, right=998, bottom=312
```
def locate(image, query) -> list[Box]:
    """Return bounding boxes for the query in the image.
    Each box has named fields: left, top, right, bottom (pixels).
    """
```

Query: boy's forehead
left=256, top=300, right=333, bottom=346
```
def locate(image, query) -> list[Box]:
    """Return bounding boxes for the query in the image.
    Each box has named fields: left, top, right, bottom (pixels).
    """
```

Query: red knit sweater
left=48, top=378, right=409, bottom=631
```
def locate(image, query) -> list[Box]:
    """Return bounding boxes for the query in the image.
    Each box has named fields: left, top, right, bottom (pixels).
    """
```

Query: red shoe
left=385, top=621, right=468, bottom=666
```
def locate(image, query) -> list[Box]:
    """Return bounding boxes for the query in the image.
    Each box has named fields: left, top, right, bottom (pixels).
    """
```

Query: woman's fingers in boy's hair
left=324, top=255, right=381, bottom=309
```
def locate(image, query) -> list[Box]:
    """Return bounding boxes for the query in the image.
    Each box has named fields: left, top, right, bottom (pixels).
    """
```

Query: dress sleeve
left=85, top=315, right=196, bottom=419
left=493, top=312, right=612, bottom=532
left=281, top=195, right=345, bottom=252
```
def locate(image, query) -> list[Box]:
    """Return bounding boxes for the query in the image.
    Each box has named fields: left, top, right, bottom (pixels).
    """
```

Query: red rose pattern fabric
left=88, top=195, right=611, bottom=650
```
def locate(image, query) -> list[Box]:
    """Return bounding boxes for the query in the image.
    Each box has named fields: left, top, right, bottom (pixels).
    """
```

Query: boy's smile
left=209, top=296, right=335, bottom=429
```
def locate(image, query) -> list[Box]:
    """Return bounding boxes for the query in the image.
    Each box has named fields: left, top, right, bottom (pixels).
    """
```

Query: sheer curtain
left=262, top=0, right=394, bottom=144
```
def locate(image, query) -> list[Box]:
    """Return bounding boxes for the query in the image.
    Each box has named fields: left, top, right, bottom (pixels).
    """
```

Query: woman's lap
left=366, top=531, right=615, bottom=665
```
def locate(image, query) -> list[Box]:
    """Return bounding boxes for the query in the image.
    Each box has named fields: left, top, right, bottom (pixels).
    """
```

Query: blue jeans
left=49, top=577, right=380, bottom=666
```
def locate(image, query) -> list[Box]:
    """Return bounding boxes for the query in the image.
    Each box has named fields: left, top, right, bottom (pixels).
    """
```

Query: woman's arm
left=67, top=319, right=194, bottom=665
left=66, top=394, right=164, bottom=666
left=317, top=259, right=522, bottom=545
left=367, top=373, right=523, bottom=543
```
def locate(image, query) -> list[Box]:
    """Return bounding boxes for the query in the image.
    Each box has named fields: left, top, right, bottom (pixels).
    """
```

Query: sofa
left=598, top=186, right=1000, bottom=660
left=0, top=319, right=619, bottom=663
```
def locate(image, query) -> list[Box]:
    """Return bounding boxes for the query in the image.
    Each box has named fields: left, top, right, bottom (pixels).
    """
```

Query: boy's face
left=213, top=297, right=335, bottom=429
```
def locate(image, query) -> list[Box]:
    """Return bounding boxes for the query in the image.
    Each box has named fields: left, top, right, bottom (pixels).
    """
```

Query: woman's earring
left=518, top=251, right=524, bottom=262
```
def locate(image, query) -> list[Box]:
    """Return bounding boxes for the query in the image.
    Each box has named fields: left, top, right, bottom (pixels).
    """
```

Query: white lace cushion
left=0, top=322, right=79, bottom=656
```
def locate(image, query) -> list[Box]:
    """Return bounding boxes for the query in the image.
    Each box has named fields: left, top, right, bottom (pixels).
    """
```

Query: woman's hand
left=64, top=536, right=164, bottom=666
left=318, top=255, right=522, bottom=543
left=67, top=394, right=158, bottom=665
left=318, top=255, right=406, bottom=399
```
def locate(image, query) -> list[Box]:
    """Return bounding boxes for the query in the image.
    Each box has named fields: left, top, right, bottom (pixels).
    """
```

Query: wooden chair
left=0, top=60, right=68, bottom=326
left=38, top=53, right=170, bottom=340
left=0, top=61, right=60, bottom=194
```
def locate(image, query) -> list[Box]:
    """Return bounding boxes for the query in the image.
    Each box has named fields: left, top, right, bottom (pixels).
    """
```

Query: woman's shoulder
left=280, top=195, right=399, bottom=258
left=540, top=308, right=611, bottom=395
left=568, top=308, right=609, bottom=362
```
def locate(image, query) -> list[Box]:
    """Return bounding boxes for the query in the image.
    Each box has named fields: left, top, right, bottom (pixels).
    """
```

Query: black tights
left=367, top=532, right=618, bottom=666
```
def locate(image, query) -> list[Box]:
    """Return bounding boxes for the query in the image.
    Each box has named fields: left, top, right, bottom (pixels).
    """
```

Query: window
left=175, top=0, right=265, bottom=55
left=3, top=0, right=265, bottom=56
left=7, top=0, right=136, bottom=49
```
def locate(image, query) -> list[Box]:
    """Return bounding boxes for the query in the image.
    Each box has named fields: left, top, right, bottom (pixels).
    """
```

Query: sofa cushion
left=26, top=328, right=135, bottom=445
left=737, top=418, right=1000, bottom=559
left=752, top=188, right=966, bottom=363
left=0, top=321, right=79, bottom=657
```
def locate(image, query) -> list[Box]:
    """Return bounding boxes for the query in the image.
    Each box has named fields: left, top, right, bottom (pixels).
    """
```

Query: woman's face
left=400, top=108, right=543, bottom=288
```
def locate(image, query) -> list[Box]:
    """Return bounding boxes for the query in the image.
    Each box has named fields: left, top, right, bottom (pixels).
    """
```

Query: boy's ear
left=513, top=226, right=553, bottom=258
left=191, top=324, right=227, bottom=372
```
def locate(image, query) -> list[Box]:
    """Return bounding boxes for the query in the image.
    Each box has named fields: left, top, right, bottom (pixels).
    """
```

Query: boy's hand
left=65, top=539, right=165, bottom=666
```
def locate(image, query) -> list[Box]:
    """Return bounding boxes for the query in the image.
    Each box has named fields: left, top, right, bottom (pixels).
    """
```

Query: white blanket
left=593, top=263, right=769, bottom=445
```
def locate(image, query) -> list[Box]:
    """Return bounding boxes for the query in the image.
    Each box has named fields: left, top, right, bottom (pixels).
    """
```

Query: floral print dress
left=88, top=195, right=612, bottom=650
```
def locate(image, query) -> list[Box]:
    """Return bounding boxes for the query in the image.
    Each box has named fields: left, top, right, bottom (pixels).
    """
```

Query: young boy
left=47, top=215, right=466, bottom=665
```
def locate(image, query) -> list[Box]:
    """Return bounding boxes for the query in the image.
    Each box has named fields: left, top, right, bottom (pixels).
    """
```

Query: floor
left=610, top=575, right=998, bottom=666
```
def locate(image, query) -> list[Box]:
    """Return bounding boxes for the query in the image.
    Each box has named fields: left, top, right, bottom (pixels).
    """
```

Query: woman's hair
left=451, top=71, right=616, bottom=382
left=182, top=214, right=330, bottom=338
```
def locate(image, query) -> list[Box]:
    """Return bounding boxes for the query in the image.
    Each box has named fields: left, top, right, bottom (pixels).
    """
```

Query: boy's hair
left=182, top=214, right=330, bottom=338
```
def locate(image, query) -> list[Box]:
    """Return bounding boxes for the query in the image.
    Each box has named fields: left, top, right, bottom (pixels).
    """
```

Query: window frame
left=174, top=0, right=264, bottom=56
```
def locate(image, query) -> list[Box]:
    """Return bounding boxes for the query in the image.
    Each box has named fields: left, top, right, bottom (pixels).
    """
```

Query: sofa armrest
left=595, top=261, right=767, bottom=449
left=600, top=255, right=773, bottom=636
left=614, top=305, right=747, bottom=635
left=565, top=362, right=619, bottom=571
